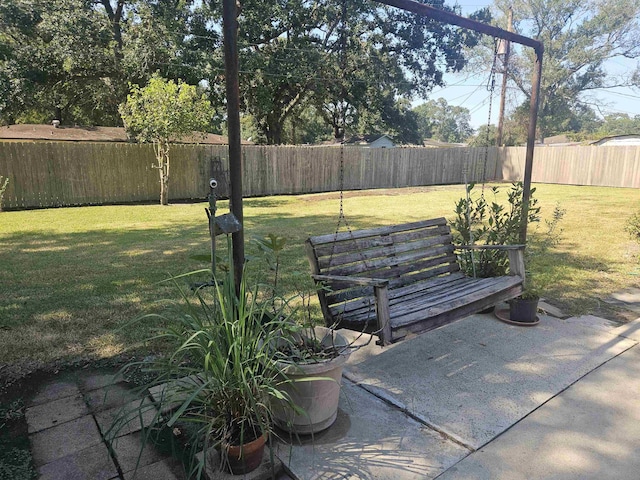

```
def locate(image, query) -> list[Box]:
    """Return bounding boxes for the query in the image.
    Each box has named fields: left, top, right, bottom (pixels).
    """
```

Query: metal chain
left=481, top=39, right=499, bottom=195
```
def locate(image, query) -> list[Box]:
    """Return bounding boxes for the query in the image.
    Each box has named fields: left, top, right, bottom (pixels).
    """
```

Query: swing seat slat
left=306, top=217, right=525, bottom=345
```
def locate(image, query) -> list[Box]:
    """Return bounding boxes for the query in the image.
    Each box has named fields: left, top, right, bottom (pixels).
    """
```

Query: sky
left=421, top=0, right=640, bottom=129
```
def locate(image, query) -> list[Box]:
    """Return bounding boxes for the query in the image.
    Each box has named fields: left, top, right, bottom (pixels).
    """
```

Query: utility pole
left=496, top=7, right=513, bottom=147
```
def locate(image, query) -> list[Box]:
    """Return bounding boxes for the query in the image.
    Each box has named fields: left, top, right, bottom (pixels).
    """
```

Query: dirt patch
left=538, top=295, right=638, bottom=325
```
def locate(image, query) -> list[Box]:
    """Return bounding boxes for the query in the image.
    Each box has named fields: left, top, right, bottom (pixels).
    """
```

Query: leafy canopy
left=413, top=98, right=475, bottom=143
left=490, top=0, right=640, bottom=140
left=119, top=73, right=213, bottom=143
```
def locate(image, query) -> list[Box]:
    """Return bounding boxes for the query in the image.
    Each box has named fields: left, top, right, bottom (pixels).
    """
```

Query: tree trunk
left=265, top=122, right=283, bottom=145
left=155, top=141, right=170, bottom=205
left=100, top=0, right=125, bottom=64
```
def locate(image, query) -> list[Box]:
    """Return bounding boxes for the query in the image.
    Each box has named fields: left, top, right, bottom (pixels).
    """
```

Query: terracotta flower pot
left=224, top=432, right=267, bottom=475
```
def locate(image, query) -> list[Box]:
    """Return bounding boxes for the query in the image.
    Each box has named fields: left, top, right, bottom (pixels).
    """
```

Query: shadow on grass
left=0, top=208, right=376, bottom=368
left=1, top=198, right=632, bottom=368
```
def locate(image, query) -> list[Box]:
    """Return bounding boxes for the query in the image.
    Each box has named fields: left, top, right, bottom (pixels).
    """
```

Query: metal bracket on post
left=205, top=177, right=219, bottom=278
left=200, top=177, right=243, bottom=290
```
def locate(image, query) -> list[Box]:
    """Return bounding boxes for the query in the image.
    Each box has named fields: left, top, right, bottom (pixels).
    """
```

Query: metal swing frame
left=221, top=0, right=544, bottom=292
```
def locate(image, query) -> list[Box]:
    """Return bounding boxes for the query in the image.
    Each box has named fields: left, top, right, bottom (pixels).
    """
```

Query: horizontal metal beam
left=376, top=0, right=543, bottom=54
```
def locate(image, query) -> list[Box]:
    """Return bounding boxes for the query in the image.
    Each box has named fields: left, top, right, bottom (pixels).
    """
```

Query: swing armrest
left=456, top=244, right=525, bottom=251
left=456, top=245, right=526, bottom=279
left=313, top=275, right=393, bottom=345
left=312, top=274, right=389, bottom=289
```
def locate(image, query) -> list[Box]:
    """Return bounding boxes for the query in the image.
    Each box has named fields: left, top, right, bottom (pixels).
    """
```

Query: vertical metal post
left=496, top=7, right=513, bottom=147
left=222, top=0, right=244, bottom=293
left=519, top=46, right=544, bottom=244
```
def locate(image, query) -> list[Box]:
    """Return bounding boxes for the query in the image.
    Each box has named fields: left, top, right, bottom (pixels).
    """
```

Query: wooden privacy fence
left=500, top=146, right=640, bottom=188
left=0, top=142, right=639, bottom=209
left=0, top=143, right=499, bottom=209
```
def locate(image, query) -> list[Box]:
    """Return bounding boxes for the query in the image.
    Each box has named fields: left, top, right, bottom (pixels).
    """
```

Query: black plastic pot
left=509, top=297, right=539, bottom=323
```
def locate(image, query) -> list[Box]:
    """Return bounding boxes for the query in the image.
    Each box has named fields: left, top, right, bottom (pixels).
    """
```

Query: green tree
left=596, top=114, right=640, bottom=137
left=413, top=98, right=475, bottom=143
left=119, top=74, right=214, bottom=205
left=488, top=0, right=640, bottom=140
left=468, top=124, right=498, bottom=147
left=0, top=0, right=117, bottom=124
left=238, top=0, right=488, bottom=144
left=0, top=0, right=220, bottom=126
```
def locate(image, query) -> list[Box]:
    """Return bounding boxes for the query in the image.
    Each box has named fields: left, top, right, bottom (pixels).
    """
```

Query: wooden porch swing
left=220, top=0, right=544, bottom=345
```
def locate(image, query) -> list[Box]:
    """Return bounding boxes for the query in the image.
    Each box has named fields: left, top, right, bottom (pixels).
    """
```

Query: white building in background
left=343, top=134, right=396, bottom=148
left=590, top=134, right=640, bottom=146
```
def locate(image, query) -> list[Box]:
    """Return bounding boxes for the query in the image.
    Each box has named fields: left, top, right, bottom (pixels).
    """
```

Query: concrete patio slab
left=30, top=414, right=103, bottom=467
left=26, top=393, right=88, bottom=433
left=29, top=380, right=80, bottom=407
left=437, top=345, right=640, bottom=480
left=37, top=442, right=118, bottom=480
left=275, top=379, right=470, bottom=480
left=341, top=313, right=637, bottom=450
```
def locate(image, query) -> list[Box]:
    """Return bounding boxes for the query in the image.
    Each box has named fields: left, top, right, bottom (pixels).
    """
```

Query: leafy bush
left=626, top=210, right=640, bottom=244
left=450, top=182, right=541, bottom=277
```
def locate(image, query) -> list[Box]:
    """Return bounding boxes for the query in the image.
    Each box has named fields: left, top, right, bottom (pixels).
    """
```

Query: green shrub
left=626, top=210, right=640, bottom=244
left=450, top=182, right=540, bottom=277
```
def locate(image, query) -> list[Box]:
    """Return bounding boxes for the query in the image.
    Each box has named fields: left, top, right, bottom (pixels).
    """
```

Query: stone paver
left=537, top=300, right=569, bottom=319
left=37, top=442, right=118, bottom=480
left=78, top=372, right=123, bottom=393
left=30, top=414, right=103, bottom=467
left=198, top=447, right=283, bottom=480
left=122, top=458, right=186, bottom=480
left=612, top=317, right=640, bottom=342
left=26, top=394, right=89, bottom=434
left=85, top=383, right=140, bottom=413
left=148, top=374, right=203, bottom=415
left=95, top=397, right=159, bottom=439
left=110, top=431, right=166, bottom=474
left=605, top=287, right=640, bottom=313
left=29, top=381, right=80, bottom=407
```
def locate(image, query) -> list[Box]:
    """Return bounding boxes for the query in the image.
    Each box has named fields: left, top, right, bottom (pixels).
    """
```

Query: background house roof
left=422, top=139, right=467, bottom=148
left=0, top=124, right=247, bottom=144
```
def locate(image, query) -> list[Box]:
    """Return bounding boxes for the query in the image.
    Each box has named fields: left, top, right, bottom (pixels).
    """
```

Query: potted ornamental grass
left=113, top=252, right=299, bottom=477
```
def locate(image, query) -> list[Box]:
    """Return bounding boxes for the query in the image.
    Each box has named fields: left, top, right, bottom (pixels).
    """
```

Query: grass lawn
left=1, top=183, right=639, bottom=371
